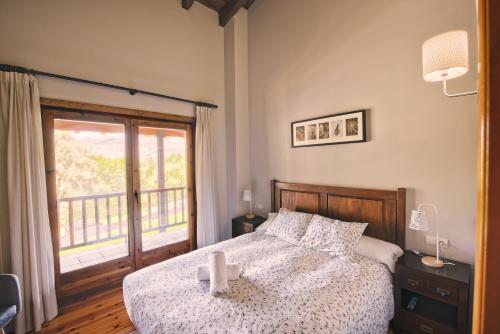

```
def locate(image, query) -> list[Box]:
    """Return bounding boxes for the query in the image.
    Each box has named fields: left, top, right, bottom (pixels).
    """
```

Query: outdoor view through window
left=138, top=126, right=188, bottom=251
left=55, top=120, right=188, bottom=273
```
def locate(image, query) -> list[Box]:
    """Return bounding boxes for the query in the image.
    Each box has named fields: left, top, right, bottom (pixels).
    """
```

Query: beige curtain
left=195, top=106, right=219, bottom=248
left=0, top=71, right=58, bottom=333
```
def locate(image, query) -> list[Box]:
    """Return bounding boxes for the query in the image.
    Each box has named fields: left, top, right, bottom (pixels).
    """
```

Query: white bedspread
left=123, top=232, right=394, bottom=334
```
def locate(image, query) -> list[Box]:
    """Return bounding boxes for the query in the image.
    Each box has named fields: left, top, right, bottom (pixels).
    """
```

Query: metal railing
left=58, top=187, right=187, bottom=250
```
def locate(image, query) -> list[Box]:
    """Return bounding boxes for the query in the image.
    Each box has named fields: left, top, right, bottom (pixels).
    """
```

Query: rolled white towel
left=208, top=251, right=229, bottom=296
left=196, top=263, right=242, bottom=281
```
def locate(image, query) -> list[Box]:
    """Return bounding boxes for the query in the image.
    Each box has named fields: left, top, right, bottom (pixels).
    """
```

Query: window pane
left=55, top=119, right=128, bottom=273
left=138, top=126, right=188, bottom=251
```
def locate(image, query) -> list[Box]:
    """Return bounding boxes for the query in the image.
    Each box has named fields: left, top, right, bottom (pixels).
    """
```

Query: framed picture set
left=291, top=109, right=367, bottom=148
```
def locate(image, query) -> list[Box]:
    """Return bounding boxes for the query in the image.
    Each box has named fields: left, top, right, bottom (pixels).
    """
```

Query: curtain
left=0, top=71, right=58, bottom=333
left=195, top=106, right=219, bottom=248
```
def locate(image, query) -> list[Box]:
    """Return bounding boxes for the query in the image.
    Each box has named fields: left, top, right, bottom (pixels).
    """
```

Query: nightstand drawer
left=398, top=311, right=456, bottom=334
left=233, top=222, right=253, bottom=235
left=232, top=216, right=267, bottom=237
left=428, top=279, right=459, bottom=305
left=401, top=271, right=426, bottom=292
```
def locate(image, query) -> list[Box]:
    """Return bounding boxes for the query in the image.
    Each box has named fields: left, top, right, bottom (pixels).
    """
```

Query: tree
left=55, top=131, right=186, bottom=197
left=55, top=131, right=99, bottom=198
left=165, top=153, right=186, bottom=187
left=91, top=155, right=126, bottom=194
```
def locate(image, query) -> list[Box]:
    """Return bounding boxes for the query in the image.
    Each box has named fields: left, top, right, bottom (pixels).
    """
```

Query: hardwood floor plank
left=41, top=294, right=125, bottom=332
left=59, top=286, right=123, bottom=313
left=53, top=305, right=126, bottom=333
left=36, top=288, right=134, bottom=334
left=73, top=310, right=133, bottom=334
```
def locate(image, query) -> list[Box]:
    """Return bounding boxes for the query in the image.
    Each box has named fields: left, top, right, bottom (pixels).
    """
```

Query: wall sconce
left=422, top=30, right=478, bottom=97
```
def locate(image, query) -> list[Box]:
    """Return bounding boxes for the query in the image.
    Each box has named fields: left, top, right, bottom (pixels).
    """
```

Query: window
left=42, top=102, right=195, bottom=301
left=137, top=126, right=189, bottom=252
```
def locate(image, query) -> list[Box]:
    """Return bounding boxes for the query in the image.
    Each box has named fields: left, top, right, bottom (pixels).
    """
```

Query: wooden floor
left=36, top=288, right=135, bottom=334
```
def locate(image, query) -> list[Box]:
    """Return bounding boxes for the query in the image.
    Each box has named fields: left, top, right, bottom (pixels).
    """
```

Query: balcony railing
left=57, top=187, right=187, bottom=250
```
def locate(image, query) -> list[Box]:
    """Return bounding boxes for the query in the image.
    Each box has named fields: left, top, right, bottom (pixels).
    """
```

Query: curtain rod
left=0, top=64, right=218, bottom=109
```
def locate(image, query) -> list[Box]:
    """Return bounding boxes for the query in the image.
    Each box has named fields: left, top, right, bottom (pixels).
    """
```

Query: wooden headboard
left=271, top=180, right=406, bottom=249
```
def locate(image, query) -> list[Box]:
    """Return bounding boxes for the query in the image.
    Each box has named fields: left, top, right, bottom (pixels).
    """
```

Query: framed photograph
left=291, top=109, right=366, bottom=147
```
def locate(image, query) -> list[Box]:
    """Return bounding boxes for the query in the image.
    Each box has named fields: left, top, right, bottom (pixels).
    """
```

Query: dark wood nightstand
left=394, top=251, right=472, bottom=334
left=232, top=215, right=267, bottom=237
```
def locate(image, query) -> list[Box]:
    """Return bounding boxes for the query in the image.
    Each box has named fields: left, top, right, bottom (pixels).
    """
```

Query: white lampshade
left=242, top=189, right=252, bottom=202
left=422, top=30, right=469, bottom=82
left=409, top=209, right=430, bottom=231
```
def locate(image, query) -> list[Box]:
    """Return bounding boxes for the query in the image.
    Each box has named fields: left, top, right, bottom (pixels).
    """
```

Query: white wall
left=224, top=10, right=251, bottom=223
left=248, top=0, right=478, bottom=263
left=0, top=0, right=479, bottom=264
left=0, top=0, right=229, bottom=265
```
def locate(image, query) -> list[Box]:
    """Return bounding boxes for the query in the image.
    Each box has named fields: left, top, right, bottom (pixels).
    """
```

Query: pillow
left=255, top=212, right=278, bottom=232
left=265, top=208, right=313, bottom=244
left=355, top=235, right=404, bottom=273
left=298, top=214, right=367, bottom=256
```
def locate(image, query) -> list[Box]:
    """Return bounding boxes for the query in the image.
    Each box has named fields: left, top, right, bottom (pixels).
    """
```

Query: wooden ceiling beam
left=243, top=0, right=254, bottom=10
left=182, top=0, right=256, bottom=26
left=219, top=0, right=247, bottom=26
left=182, top=0, right=195, bottom=10
left=196, top=0, right=222, bottom=12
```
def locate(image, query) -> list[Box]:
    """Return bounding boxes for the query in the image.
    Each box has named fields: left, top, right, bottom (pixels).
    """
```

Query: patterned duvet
left=123, top=232, right=394, bottom=334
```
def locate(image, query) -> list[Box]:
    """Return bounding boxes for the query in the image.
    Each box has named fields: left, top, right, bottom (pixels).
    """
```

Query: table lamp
left=242, top=188, right=255, bottom=219
left=409, top=203, right=444, bottom=268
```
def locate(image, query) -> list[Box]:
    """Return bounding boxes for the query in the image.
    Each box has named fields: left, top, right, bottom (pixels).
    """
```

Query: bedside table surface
left=233, top=215, right=267, bottom=225
left=397, top=251, right=471, bottom=285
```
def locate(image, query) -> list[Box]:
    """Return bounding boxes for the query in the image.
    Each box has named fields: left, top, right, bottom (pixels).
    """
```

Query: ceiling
left=181, top=0, right=255, bottom=26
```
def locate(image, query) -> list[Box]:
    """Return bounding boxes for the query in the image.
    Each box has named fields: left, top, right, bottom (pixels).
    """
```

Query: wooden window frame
left=131, top=118, right=196, bottom=269
left=41, top=98, right=196, bottom=305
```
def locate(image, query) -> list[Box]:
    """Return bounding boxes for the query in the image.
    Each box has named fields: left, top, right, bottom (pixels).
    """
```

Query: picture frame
left=291, top=109, right=367, bottom=147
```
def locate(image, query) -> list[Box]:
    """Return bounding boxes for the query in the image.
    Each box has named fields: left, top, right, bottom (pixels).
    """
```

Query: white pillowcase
left=265, top=208, right=313, bottom=244
left=255, top=212, right=277, bottom=232
left=355, top=235, right=404, bottom=273
left=298, top=214, right=367, bottom=256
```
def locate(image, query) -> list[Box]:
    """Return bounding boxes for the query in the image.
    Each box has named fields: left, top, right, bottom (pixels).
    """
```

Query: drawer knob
left=436, top=287, right=450, bottom=296
left=420, top=324, right=434, bottom=333
left=407, top=278, right=419, bottom=287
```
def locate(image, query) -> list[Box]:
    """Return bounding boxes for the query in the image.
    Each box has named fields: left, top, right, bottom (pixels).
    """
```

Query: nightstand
left=232, top=215, right=266, bottom=237
left=394, top=251, right=472, bottom=334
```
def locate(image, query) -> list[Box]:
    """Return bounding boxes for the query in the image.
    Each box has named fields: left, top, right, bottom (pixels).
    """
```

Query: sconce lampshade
left=422, top=30, right=469, bottom=82
left=242, top=189, right=252, bottom=202
left=409, top=209, right=430, bottom=231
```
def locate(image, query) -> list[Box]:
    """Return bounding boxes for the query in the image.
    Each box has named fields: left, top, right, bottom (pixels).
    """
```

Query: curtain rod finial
left=195, top=102, right=218, bottom=109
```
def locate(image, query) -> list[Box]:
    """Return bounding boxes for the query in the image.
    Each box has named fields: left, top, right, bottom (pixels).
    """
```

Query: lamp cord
left=411, top=249, right=455, bottom=266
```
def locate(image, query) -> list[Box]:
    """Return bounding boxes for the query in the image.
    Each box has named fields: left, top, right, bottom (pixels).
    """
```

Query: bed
left=123, top=180, right=406, bottom=334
